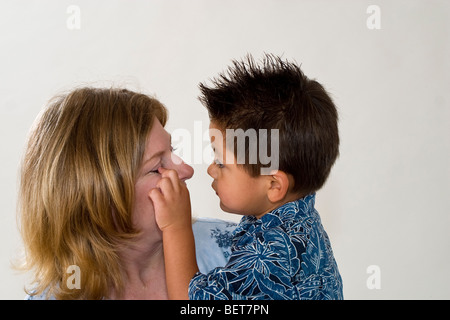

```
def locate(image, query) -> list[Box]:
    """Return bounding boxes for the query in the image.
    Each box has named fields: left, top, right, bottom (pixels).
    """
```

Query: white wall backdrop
left=1, top=0, right=449, bottom=299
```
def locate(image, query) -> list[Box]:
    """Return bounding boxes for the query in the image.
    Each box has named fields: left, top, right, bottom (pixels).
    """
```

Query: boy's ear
left=266, top=170, right=292, bottom=203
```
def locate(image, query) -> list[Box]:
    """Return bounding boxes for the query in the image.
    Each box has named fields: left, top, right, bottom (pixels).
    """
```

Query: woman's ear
left=267, top=170, right=291, bottom=203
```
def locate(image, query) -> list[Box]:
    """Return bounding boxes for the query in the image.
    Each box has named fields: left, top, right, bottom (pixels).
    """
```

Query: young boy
left=149, top=54, right=343, bottom=300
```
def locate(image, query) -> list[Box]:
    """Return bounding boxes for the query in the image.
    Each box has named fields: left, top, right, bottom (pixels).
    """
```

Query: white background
left=1, top=0, right=449, bottom=299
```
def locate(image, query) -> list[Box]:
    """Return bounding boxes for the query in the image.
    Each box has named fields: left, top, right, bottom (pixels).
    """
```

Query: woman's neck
left=108, top=240, right=168, bottom=299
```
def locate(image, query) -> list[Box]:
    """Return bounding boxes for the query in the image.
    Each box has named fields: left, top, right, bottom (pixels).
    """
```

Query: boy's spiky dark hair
left=199, top=53, right=339, bottom=195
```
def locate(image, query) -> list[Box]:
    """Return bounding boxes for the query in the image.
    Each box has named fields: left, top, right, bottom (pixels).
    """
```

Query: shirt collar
left=238, top=193, right=317, bottom=230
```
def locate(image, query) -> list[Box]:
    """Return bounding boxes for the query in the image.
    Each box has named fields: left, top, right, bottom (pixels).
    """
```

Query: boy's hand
left=149, top=167, right=192, bottom=232
left=148, top=167, right=199, bottom=300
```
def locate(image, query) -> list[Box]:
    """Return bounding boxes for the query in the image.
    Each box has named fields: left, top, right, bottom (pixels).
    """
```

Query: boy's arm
left=149, top=168, right=199, bottom=300
left=161, top=225, right=198, bottom=299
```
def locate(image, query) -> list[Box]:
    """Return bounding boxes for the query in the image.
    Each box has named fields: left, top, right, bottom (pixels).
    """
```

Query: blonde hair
left=17, top=87, right=167, bottom=299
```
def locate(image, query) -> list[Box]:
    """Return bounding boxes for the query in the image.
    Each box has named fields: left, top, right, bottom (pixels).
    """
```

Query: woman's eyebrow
left=144, top=151, right=164, bottom=165
left=142, top=134, right=172, bottom=166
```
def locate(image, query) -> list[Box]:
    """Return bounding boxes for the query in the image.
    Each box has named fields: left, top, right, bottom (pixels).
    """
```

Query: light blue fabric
left=25, top=218, right=237, bottom=300
left=192, top=218, right=237, bottom=273
left=189, top=194, right=343, bottom=300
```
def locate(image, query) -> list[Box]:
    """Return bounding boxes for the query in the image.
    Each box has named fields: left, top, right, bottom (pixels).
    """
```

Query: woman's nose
left=178, top=162, right=194, bottom=181
left=171, top=153, right=194, bottom=181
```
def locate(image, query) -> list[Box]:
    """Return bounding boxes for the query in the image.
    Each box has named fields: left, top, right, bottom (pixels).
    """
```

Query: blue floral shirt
left=189, top=194, right=343, bottom=300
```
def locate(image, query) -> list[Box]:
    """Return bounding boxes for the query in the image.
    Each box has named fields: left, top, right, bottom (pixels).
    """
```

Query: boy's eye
left=214, top=159, right=224, bottom=169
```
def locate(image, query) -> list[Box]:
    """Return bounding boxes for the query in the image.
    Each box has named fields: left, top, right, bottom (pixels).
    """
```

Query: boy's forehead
left=208, top=122, right=230, bottom=161
left=208, top=121, right=225, bottom=144
left=209, top=130, right=224, bottom=153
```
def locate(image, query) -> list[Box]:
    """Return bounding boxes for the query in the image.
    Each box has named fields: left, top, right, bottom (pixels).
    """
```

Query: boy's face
left=207, top=121, right=271, bottom=218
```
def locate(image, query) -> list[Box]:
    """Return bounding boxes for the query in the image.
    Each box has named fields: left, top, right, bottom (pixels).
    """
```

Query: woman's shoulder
left=25, top=218, right=239, bottom=299
left=192, top=217, right=238, bottom=274
left=24, top=288, right=55, bottom=300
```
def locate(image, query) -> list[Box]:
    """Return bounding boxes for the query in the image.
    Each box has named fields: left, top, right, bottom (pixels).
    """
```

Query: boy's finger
left=157, top=176, right=175, bottom=197
left=158, top=168, right=182, bottom=192
left=148, top=188, right=170, bottom=230
left=148, top=187, right=162, bottom=203
left=148, top=188, right=165, bottom=215
left=159, top=167, right=179, bottom=180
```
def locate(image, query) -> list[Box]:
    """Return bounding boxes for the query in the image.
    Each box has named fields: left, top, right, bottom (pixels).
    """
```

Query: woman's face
left=133, top=118, right=194, bottom=240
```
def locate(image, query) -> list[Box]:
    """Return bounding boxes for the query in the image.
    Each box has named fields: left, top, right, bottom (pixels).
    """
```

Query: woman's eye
left=148, top=164, right=162, bottom=175
left=148, top=168, right=160, bottom=174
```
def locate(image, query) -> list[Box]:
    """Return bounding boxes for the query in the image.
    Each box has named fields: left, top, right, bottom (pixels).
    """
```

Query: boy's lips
left=211, top=182, right=218, bottom=195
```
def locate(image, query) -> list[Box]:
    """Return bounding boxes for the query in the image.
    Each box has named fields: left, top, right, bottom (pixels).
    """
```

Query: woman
left=17, top=87, right=235, bottom=299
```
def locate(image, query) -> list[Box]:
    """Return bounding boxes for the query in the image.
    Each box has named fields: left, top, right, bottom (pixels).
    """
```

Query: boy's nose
left=207, top=163, right=216, bottom=179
